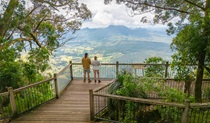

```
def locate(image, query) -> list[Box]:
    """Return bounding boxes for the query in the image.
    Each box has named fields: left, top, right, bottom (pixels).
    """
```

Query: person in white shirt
left=92, top=56, right=101, bottom=83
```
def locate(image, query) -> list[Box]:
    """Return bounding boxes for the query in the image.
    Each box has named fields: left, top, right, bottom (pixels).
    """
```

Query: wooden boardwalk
left=12, top=79, right=112, bottom=123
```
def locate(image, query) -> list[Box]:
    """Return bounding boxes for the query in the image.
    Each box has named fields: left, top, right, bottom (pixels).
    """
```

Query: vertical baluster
left=7, top=87, right=16, bottom=115
left=70, top=61, right=73, bottom=80
left=165, top=61, right=169, bottom=78
left=116, top=61, right=119, bottom=78
left=54, top=73, right=59, bottom=98
left=89, top=89, right=94, bottom=121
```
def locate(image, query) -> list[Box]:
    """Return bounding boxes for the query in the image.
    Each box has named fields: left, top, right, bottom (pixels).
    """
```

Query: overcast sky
left=78, top=0, right=167, bottom=29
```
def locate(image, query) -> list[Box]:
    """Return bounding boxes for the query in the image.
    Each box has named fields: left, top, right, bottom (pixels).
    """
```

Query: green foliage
left=159, top=87, right=195, bottom=103
left=203, top=87, right=210, bottom=101
left=157, top=106, right=182, bottom=123
left=28, top=47, right=50, bottom=72
left=144, top=57, right=166, bottom=77
left=1, top=81, right=54, bottom=117
left=109, top=71, right=147, bottom=98
left=107, top=71, right=196, bottom=122
left=0, top=47, right=20, bottom=62
left=22, top=63, right=44, bottom=84
left=171, top=54, right=195, bottom=81
left=203, top=66, right=210, bottom=78
left=0, top=62, right=22, bottom=92
left=170, top=22, right=202, bottom=81
left=116, top=74, right=138, bottom=97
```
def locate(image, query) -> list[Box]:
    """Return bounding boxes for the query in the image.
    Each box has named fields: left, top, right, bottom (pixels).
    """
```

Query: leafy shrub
left=106, top=70, right=197, bottom=122
left=144, top=57, right=166, bottom=77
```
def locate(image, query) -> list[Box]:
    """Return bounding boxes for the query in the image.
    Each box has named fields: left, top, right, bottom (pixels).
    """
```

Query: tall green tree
left=105, top=0, right=209, bottom=102
left=144, top=57, right=166, bottom=77
left=0, top=0, right=91, bottom=51
left=0, top=0, right=91, bottom=91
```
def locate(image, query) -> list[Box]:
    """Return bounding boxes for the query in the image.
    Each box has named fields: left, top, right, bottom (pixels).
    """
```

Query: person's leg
left=94, top=70, right=96, bottom=82
left=98, top=70, right=100, bottom=80
left=88, top=69, right=91, bottom=82
left=97, top=70, right=101, bottom=83
left=83, top=69, right=86, bottom=82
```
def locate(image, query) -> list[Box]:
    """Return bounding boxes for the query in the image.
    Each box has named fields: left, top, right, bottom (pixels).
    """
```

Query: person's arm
left=89, top=58, right=91, bottom=65
left=82, top=58, right=84, bottom=67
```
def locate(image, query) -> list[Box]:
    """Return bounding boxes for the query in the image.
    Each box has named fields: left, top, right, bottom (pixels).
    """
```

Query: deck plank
left=11, top=79, right=112, bottom=123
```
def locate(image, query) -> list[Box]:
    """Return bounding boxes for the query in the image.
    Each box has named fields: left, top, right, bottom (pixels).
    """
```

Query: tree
left=144, top=57, right=166, bottom=77
left=0, top=0, right=91, bottom=51
left=105, top=0, right=210, bottom=102
left=0, top=0, right=91, bottom=91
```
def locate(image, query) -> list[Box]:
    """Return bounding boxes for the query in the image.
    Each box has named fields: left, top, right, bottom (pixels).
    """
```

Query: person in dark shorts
left=82, top=53, right=91, bottom=82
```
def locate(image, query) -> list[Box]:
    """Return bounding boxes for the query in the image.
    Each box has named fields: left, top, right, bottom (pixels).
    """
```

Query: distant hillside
left=51, top=25, right=174, bottom=71
left=76, top=25, right=150, bottom=40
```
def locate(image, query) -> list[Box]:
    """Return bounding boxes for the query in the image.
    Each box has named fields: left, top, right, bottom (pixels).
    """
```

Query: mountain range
left=51, top=25, right=174, bottom=71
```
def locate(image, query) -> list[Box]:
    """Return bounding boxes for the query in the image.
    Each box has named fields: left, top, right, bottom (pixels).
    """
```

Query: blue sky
left=79, top=0, right=168, bottom=29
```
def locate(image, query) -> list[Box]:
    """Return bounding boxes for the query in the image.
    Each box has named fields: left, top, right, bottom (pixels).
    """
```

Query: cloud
left=78, top=0, right=167, bottom=28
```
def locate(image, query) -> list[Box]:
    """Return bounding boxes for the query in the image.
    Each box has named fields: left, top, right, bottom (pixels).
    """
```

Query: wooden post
left=70, top=61, right=73, bottom=80
left=116, top=61, right=119, bottom=77
left=165, top=61, right=169, bottom=78
left=181, top=100, right=190, bottom=123
left=89, top=89, right=94, bottom=121
left=54, top=73, right=59, bottom=98
left=7, top=87, right=17, bottom=115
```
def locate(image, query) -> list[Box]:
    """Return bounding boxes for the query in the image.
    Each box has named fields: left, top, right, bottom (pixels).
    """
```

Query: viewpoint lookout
left=1, top=62, right=210, bottom=123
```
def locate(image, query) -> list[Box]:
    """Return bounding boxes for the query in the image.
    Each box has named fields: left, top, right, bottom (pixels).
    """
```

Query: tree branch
left=25, top=4, right=42, bottom=18
left=6, top=29, right=16, bottom=40
left=35, top=0, right=73, bottom=11
left=183, top=0, right=205, bottom=10
left=29, top=33, right=42, bottom=48
left=0, top=37, right=32, bottom=50
left=17, top=26, right=42, bottom=48
left=126, top=1, right=191, bottom=14
left=33, top=14, right=48, bottom=32
left=10, top=38, right=32, bottom=45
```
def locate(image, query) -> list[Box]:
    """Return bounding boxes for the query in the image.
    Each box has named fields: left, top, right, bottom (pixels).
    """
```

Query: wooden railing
left=90, top=80, right=210, bottom=123
left=72, top=61, right=170, bottom=79
left=0, top=62, right=73, bottom=120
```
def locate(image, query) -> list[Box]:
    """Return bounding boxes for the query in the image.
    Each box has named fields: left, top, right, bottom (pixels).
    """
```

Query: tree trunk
left=0, top=0, right=18, bottom=37
left=195, top=0, right=210, bottom=102
left=195, top=51, right=205, bottom=102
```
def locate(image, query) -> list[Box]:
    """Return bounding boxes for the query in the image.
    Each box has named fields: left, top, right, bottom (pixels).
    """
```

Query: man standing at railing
left=82, top=53, right=92, bottom=83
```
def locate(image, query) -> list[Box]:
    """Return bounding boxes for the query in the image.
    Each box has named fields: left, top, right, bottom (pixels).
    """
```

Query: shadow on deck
left=11, top=79, right=112, bottom=123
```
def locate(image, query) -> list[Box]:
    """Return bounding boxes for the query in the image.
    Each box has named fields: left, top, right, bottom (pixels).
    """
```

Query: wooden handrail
left=93, top=93, right=185, bottom=108
left=72, top=63, right=168, bottom=66
left=57, top=63, right=72, bottom=77
left=190, top=102, right=210, bottom=108
left=0, top=91, right=9, bottom=96
left=13, top=78, right=54, bottom=93
left=72, top=62, right=207, bottom=66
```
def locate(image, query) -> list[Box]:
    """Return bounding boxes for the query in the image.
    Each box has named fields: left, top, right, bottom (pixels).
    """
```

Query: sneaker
left=88, top=79, right=92, bottom=83
left=95, top=80, right=97, bottom=83
left=83, top=79, right=86, bottom=82
left=98, top=80, right=101, bottom=83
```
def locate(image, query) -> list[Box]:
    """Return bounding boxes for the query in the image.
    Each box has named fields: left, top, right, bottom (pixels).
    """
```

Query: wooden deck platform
left=12, top=79, right=112, bottom=123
